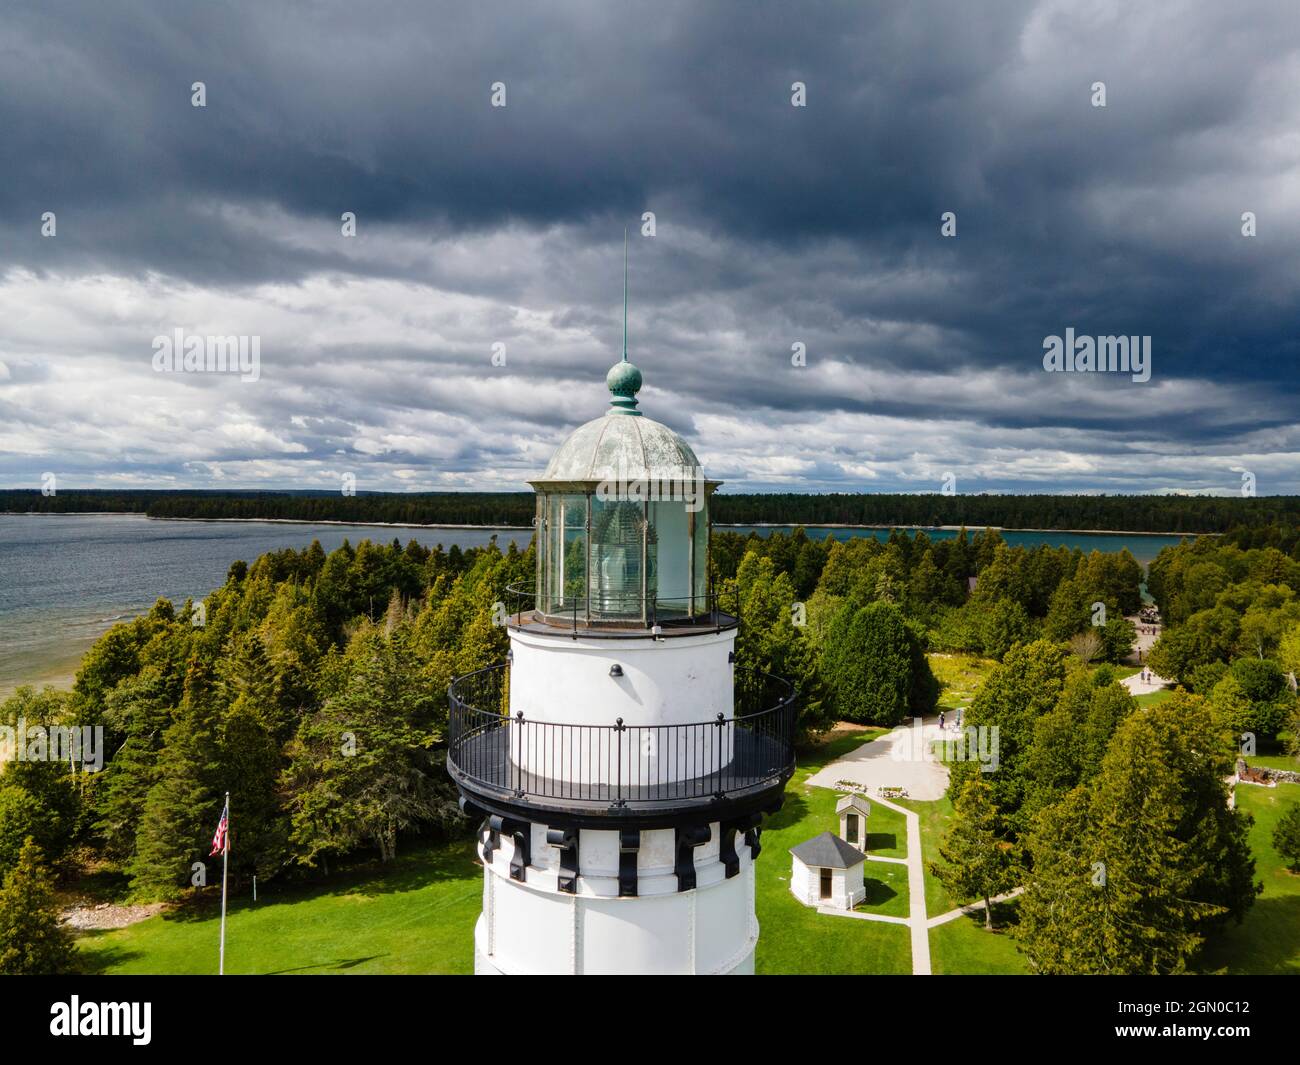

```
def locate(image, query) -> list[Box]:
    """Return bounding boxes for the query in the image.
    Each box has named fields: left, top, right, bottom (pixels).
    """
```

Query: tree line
left=6, top=487, right=1300, bottom=533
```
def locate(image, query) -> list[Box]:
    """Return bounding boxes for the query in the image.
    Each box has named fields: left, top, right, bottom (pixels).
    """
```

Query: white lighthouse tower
left=447, top=281, right=797, bottom=975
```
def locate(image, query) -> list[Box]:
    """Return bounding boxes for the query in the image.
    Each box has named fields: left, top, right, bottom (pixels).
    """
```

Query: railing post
left=715, top=712, right=725, bottom=799
left=615, top=717, right=625, bottom=807
left=514, top=711, right=525, bottom=797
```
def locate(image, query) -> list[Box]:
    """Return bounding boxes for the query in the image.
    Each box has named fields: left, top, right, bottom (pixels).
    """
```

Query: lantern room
left=529, top=357, right=718, bottom=624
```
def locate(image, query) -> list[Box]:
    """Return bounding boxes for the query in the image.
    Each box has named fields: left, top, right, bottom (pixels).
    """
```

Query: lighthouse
left=446, top=279, right=797, bottom=975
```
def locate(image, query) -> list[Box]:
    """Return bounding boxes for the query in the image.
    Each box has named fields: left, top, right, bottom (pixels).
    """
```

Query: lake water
left=0, top=514, right=530, bottom=695
left=0, top=514, right=1188, bottom=693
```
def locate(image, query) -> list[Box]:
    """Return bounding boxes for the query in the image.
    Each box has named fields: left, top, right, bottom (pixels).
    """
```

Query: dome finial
left=607, top=227, right=642, bottom=414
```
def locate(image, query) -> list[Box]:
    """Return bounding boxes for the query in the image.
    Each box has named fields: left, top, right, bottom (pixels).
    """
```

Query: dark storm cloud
left=0, top=0, right=1297, bottom=492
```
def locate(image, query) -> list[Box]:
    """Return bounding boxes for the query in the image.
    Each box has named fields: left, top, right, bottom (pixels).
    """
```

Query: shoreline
left=1, top=512, right=532, bottom=532
left=3, top=511, right=1214, bottom=538
left=723, top=522, right=1207, bottom=537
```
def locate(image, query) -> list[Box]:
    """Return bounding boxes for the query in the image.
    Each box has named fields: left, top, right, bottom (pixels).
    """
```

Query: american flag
left=209, top=800, right=229, bottom=856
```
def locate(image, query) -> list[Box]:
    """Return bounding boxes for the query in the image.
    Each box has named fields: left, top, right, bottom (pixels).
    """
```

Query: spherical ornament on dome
left=606, top=359, right=643, bottom=414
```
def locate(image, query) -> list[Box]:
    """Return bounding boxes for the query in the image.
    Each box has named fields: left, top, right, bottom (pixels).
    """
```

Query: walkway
left=810, top=789, right=933, bottom=974
left=804, top=717, right=951, bottom=801
left=1121, top=668, right=1170, bottom=696
left=804, top=720, right=957, bottom=973
left=926, top=887, right=1025, bottom=929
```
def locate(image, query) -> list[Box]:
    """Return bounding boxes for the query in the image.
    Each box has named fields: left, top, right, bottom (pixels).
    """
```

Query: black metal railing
left=447, top=663, right=796, bottom=809
left=501, top=582, right=739, bottom=637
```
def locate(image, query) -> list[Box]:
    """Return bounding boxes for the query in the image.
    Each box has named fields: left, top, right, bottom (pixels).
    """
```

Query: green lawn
left=1193, top=781, right=1300, bottom=975
left=1248, top=753, right=1300, bottom=773
left=79, top=839, right=482, bottom=975
left=1245, top=741, right=1299, bottom=774
left=897, top=794, right=961, bottom=916
left=755, top=729, right=911, bottom=974
left=78, top=726, right=1293, bottom=978
left=898, top=788, right=1034, bottom=973
left=929, top=653, right=996, bottom=712
left=931, top=903, right=1030, bottom=975
left=79, top=729, right=913, bottom=976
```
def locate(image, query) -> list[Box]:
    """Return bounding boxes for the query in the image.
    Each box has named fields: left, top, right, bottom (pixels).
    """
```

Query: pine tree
left=128, top=662, right=224, bottom=900
left=931, top=779, right=1019, bottom=929
left=0, top=839, right=77, bottom=975
left=1274, top=803, right=1300, bottom=873
left=821, top=600, right=913, bottom=726
left=93, top=676, right=176, bottom=861
left=1019, top=694, right=1257, bottom=974
left=283, top=625, right=455, bottom=866
left=0, top=788, right=43, bottom=877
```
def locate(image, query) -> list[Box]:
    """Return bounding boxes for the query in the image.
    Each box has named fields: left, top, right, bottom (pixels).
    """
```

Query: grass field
left=1193, top=781, right=1300, bottom=975
left=929, top=653, right=996, bottom=713
left=79, top=839, right=482, bottom=975
left=74, top=724, right=1299, bottom=977
left=930, top=903, right=1030, bottom=975
left=1248, top=753, right=1300, bottom=773
left=755, top=728, right=912, bottom=973
left=79, top=727, right=916, bottom=976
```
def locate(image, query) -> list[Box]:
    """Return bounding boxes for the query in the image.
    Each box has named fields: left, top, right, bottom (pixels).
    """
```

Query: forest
left=2, top=521, right=1298, bottom=973
left=5, top=487, right=1300, bottom=533
left=0, top=526, right=1146, bottom=897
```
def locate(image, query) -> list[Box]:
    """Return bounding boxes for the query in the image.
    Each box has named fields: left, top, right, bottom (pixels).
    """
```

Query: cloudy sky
left=1, top=0, right=1297, bottom=496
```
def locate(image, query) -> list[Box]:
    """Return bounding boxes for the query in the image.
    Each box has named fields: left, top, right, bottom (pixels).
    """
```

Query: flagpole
left=219, top=791, right=229, bottom=976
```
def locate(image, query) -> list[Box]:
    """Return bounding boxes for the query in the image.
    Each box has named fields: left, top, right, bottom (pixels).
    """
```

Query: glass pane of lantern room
left=562, top=495, right=587, bottom=607
left=692, top=495, right=709, bottom=609
left=545, top=494, right=587, bottom=616
left=649, top=499, right=690, bottom=616
left=589, top=496, right=646, bottom=619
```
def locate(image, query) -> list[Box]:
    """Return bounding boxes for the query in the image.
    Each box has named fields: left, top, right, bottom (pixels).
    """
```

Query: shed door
left=819, top=868, right=833, bottom=899
left=845, top=813, right=859, bottom=844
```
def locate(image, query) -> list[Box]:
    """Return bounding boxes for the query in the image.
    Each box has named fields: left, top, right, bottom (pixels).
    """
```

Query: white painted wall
left=508, top=627, right=737, bottom=786
left=789, top=854, right=866, bottom=910
left=475, top=821, right=758, bottom=975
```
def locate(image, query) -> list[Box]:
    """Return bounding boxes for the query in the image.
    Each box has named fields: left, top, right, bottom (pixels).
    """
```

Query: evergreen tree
left=948, top=639, right=1067, bottom=837
left=93, top=676, right=175, bottom=861
left=822, top=600, right=913, bottom=726
left=1019, top=694, right=1257, bottom=974
left=128, top=662, right=224, bottom=900
left=283, top=626, right=456, bottom=866
left=728, top=551, right=831, bottom=738
left=978, top=597, right=1034, bottom=660
left=0, top=788, right=43, bottom=877
left=1274, top=803, right=1300, bottom=873
left=0, top=839, right=77, bottom=975
left=931, top=779, right=1019, bottom=929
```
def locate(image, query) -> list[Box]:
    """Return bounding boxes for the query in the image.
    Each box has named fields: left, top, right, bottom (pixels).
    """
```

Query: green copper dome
left=606, top=359, right=643, bottom=414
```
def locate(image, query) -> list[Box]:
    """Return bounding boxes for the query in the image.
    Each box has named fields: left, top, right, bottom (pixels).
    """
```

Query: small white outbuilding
left=788, top=832, right=867, bottom=910
left=836, top=792, right=870, bottom=850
